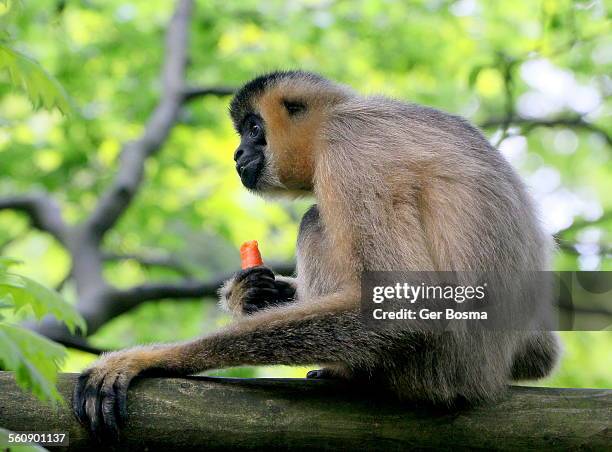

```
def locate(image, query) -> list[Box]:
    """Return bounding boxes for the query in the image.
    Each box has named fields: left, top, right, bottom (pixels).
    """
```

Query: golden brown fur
left=74, top=71, right=561, bottom=438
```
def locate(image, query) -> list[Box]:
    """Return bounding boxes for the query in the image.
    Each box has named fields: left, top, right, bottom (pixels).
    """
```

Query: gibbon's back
left=324, top=93, right=552, bottom=274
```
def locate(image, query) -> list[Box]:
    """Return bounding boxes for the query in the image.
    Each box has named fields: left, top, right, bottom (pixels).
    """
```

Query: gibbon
left=74, top=70, right=560, bottom=437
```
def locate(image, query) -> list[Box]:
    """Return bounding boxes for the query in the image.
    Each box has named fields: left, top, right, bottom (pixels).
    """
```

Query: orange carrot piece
left=240, top=240, right=263, bottom=269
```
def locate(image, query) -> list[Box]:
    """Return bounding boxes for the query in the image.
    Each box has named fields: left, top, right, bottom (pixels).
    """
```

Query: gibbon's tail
left=511, top=332, right=561, bottom=381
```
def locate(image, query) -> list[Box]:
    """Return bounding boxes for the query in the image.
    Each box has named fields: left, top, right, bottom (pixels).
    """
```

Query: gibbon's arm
left=73, top=288, right=384, bottom=438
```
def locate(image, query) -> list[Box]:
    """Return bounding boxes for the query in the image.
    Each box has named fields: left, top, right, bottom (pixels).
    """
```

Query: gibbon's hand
left=73, top=350, right=142, bottom=440
left=223, top=266, right=296, bottom=315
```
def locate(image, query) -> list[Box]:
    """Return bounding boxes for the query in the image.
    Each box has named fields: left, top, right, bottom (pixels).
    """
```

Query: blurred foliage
left=0, top=0, right=610, bottom=386
left=0, top=257, right=85, bottom=402
left=0, top=1, right=70, bottom=113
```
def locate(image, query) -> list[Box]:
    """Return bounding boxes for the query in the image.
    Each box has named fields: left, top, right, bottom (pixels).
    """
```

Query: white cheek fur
left=217, top=279, right=233, bottom=312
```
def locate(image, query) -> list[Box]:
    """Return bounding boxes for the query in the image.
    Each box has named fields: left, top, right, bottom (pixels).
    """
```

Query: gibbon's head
left=229, top=71, right=350, bottom=195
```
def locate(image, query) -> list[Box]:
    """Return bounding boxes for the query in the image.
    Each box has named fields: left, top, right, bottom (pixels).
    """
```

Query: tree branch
left=86, top=0, right=194, bottom=241
left=556, top=210, right=612, bottom=237
left=52, top=336, right=108, bottom=355
left=102, top=251, right=193, bottom=277
left=480, top=115, right=612, bottom=147
left=2, top=373, right=611, bottom=450
left=109, top=261, right=295, bottom=315
left=28, top=261, right=294, bottom=348
left=0, top=193, right=68, bottom=245
left=111, top=280, right=220, bottom=310
left=16, top=0, right=198, bottom=347
left=490, top=55, right=519, bottom=147
left=556, top=240, right=612, bottom=257
left=6, top=2, right=288, bottom=347
left=183, top=85, right=236, bottom=101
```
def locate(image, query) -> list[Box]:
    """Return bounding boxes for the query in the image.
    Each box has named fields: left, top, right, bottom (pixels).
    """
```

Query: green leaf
left=0, top=292, right=14, bottom=309
left=0, top=256, right=23, bottom=271
left=0, top=43, right=71, bottom=114
left=0, top=272, right=86, bottom=334
left=0, top=323, right=66, bottom=402
left=0, top=272, right=26, bottom=288
left=0, top=427, right=49, bottom=452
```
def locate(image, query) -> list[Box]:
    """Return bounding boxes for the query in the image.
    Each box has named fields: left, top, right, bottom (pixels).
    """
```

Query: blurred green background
left=0, top=0, right=610, bottom=388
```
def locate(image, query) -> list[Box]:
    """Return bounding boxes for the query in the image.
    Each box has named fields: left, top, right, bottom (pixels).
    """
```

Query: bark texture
left=0, top=372, right=610, bottom=451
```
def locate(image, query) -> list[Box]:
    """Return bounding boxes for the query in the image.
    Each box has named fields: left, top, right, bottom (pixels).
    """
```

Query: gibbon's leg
left=73, top=290, right=386, bottom=437
left=510, top=331, right=561, bottom=380
left=218, top=266, right=297, bottom=317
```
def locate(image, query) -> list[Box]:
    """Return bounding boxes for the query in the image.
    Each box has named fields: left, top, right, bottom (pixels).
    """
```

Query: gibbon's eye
left=283, top=100, right=306, bottom=116
left=248, top=122, right=261, bottom=139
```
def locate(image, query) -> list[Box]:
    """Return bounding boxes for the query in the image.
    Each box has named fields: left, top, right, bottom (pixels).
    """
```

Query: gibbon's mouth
left=237, top=157, right=265, bottom=190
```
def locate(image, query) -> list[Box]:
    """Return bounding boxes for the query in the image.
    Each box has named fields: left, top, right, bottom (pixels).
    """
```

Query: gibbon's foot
left=234, top=266, right=296, bottom=314
left=306, top=368, right=343, bottom=379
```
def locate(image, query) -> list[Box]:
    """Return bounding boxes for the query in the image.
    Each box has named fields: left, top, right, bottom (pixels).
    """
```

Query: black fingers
left=73, top=370, right=91, bottom=424
left=99, top=376, right=121, bottom=440
left=72, top=368, right=132, bottom=442
left=235, top=266, right=275, bottom=285
left=242, top=286, right=278, bottom=314
left=245, top=280, right=295, bottom=312
left=275, top=280, right=297, bottom=302
left=83, top=375, right=104, bottom=436
left=114, top=373, right=130, bottom=426
left=235, top=267, right=297, bottom=314
left=244, top=287, right=279, bottom=304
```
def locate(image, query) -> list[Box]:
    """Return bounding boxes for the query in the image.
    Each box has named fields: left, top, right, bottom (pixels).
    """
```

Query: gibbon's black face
left=233, top=113, right=267, bottom=189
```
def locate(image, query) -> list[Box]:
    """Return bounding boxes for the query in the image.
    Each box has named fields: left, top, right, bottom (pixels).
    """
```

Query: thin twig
left=480, top=115, right=611, bottom=148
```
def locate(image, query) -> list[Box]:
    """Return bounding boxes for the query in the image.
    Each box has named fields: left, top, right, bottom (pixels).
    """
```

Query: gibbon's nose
left=234, top=148, right=244, bottom=162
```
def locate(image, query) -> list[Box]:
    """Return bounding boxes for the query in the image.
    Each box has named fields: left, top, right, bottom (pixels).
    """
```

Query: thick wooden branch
left=0, top=372, right=609, bottom=450
left=0, top=193, right=68, bottom=245
left=480, top=115, right=612, bottom=147
left=86, top=0, right=194, bottom=241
